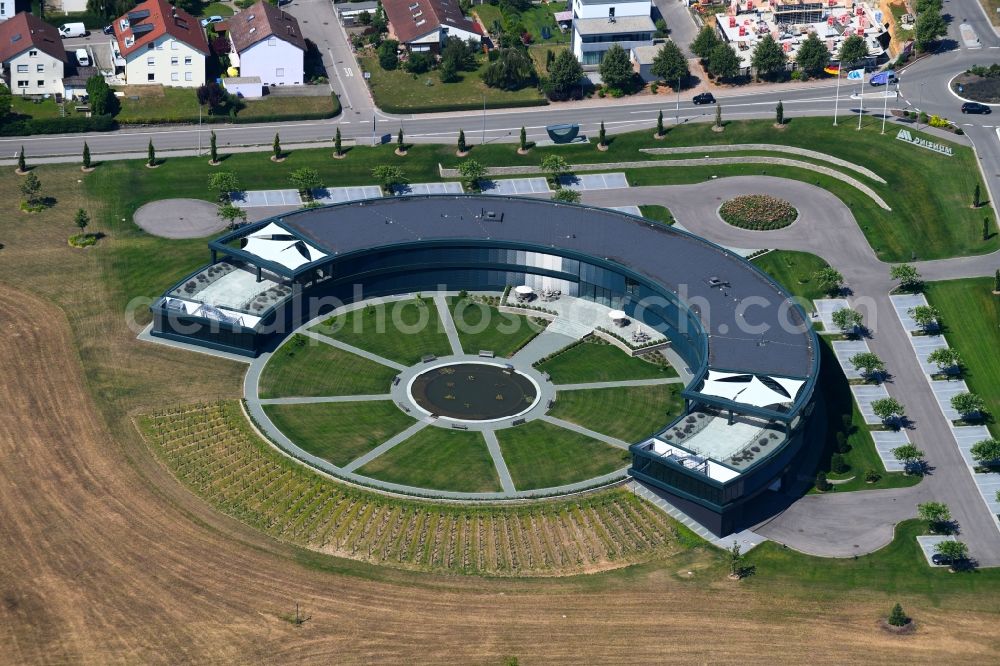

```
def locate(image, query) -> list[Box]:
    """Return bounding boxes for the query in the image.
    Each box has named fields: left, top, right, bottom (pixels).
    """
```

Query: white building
left=571, top=0, right=655, bottom=66
left=228, top=1, right=305, bottom=88
left=110, top=0, right=208, bottom=87
left=0, top=12, right=66, bottom=96
left=0, top=0, right=13, bottom=21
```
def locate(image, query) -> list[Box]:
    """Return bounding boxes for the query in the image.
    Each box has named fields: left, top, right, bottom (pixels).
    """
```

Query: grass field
left=263, top=400, right=415, bottom=467
left=473, top=4, right=569, bottom=45
left=537, top=340, right=677, bottom=383
left=752, top=250, right=835, bottom=311
left=925, top=278, right=1000, bottom=437
left=258, top=334, right=398, bottom=399
left=115, top=86, right=338, bottom=124
left=312, top=298, right=453, bottom=366
left=496, top=420, right=631, bottom=489
left=356, top=426, right=501, bottom=492
left=638, top=204, right=675, bottom=226
left=550, top=384, right=683, bottom=442
left=447, top=297, right=545, bottom=356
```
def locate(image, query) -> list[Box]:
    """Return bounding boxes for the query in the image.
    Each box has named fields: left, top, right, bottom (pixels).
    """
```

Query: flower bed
left=719, top=194, right=797, bottom=230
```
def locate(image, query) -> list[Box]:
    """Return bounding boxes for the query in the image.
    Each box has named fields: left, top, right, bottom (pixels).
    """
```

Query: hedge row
left=376, top=97, right=549, bottom=115
left=0, top=114, right=117, bottom=136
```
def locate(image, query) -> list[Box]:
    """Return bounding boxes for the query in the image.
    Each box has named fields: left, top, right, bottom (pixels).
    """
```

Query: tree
left=397, top=128, right=405, bottom=152
left=691, top=25, right=721, bottom=60
left=598, top=121, right=607, bottom=148
left=887, top=603, right=909, bottom=627
left=714, top=104, right=723, bottom=129
left=795, top=32, right=830, bottom=76
left=371, top=164, right=407, bottom=190
left=482, top=48, right=536, bottom=90
left=457, top=159, right=487, bottom=190
left=655, top=18, right=668, bottom=38
left=208, top=172, right=242, bottom=203
left=546, top=49, right=584, bottom=100
left=891, top=443, right=925, bottom=471
left=813, top=267, right=843, bottom=296
left=907, top=305, right=940, bottom=332
left=74, top=208, right=90, bottom=233
left=457, top=129, right=466, bottom=154
left=209, top=131, right=218, bottom=164
left=995, top=269, right=1000, bottom=293
left=775, top=100, right=784, bottom=125
left=519, top=126, right=527, bottom=152
left=970, top=437, right=1000, bottom=466
left=831, top=307, right=863, bottom=334
left=917, top=501, right=951, bottom=532
left=19, top=172, right=41, bottom=207
left=334, top=127, right=343, bottom=157
left=273, top=133, right=282, bottom=160
left=890, top=264, right=922, bottom=291
left=751, top=34, right=787, bottom=80
left=86, top=74, right=119, bottom=116
left=873, top=397, right=905, bottom=425
left=728, top=541, right=743, bottom=578
left=289, top=167, right=323, bottom=198
left=82, top=142, right=91, bottom=169
left=656, top=110, right=664, bottom=137
left=914, top=9, right=947, bottom=52
left=540, top=154, right=571, bottom=185
left=927, top=347, right=961, bottom=373
left=599, top=44, right=634, bottom=93
left=951, top=391, right=987, bottom=420
left=404, top=52, right=433, bottom=74
left=552, top=188, right=581, bottom=203
left=849, top=351, right=884, bottom=380
left=196, top=82, right=240, bottom=116
left=218, top=202, right=248, bottom=228
left=934, top=540, right=969, bottom=569
left=838, top=35, right=869, bottom=67
left=441, top=36, right=477, bottom=72
left=707, top=44, right=740, bottom=80
left=147, top=140, right=156, bottom=167
left=651, top=41, right=689, bottom=89
left=377, top=39, right=399, bottom=70
left=439, top=57, right=458, bottom=83
left=17, top=146, right=26, bottom=173
left=973, top=183, right=981, bottom=208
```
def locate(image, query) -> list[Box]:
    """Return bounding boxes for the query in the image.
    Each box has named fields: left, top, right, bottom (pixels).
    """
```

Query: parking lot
left=558, top=172, right=629, bottom=191
left=390, top=182, right=463, bottom=196
left=481, top=177, right=551, bottom=196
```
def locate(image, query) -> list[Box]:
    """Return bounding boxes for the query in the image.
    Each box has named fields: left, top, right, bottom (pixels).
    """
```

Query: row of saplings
left=13, top=148, right=96, bottom=248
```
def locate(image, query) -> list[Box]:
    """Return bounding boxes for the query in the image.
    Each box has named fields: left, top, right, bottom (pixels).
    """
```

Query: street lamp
left=481, top=93, right=486, bottom=145
left=675, top=75, right=680, bottom=126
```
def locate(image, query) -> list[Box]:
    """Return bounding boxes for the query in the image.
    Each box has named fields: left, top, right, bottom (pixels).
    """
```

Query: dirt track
left=0, top=286, right=996, bottom=664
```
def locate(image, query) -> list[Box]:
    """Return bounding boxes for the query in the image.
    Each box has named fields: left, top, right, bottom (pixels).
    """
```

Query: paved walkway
left=433, top=294, right=464, bottom=356
left=555, top=377, right=683, bottom=391
left=540, top=415, right=631, bottom=450
left=133, top=198, right=226, bottom=239
left=301, top=329, right=407, bottom=372
left=483, top=430, right=516, bottom=493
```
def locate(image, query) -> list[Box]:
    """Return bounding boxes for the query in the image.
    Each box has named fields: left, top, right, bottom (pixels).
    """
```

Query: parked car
left=58, top=22, right=87, bottom=38
left=103, top=24, right=115, bottom=35
left=869, top=70, right=897, bottom=86
left=75, top=48, right=90, bottom=67
left=961, top=102, right=991, bottom=114
left=693, top=92, right=716, bottom=105
left=200, top=15, right=224, bottom=27
left=931, top=553, right=950, bottom=565
left=278, top=0, right=292, bottom=5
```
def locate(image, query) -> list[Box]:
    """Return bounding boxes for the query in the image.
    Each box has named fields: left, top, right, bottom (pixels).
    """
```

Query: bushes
left=719, top=194, right=798, bottom=230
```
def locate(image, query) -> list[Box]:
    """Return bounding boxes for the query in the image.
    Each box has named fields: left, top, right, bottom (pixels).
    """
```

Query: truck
left=869, top=70, right=897, bottom=87
left=58, top=22, right=87, bottom=38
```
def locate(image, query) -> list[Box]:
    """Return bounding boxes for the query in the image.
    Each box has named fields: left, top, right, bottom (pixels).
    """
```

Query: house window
left=16, top=79, right=27, bottom=87
left=28, top=49, right=37, bottom=56
left=147, top=72, right=155, bottom=81
left=36, top=64, right=44, bottom=72
left=171, top=72, right=179, bottom=81
left=184, top=56, right=192, bottom=65
left=171, top=57, right=178, bottom=65
left=147, top=42, right=154, bottom=50
left=275, top=67, right=284, bottom=76
left=16, top=64, right=27, bottom=73
left=184, top=71, right=192, bottom=81
left=36, top=79, right=43, bottom=87
left=147, top=57, right=155, bottom=66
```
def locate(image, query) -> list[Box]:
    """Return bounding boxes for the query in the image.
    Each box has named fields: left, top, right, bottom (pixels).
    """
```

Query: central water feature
left=409, top=363, right=538, bottom=421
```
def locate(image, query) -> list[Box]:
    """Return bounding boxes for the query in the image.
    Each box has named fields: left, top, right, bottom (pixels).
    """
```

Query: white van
left=58, top=22, right=87, bottom=38
left=75, top=48, right=90, bottom=67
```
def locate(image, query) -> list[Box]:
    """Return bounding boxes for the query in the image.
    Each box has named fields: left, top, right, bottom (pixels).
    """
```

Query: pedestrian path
left=340, top=420, right=431, bottom=474
left=511, top=330, right=577, bottom=366
left=555, top=377, right=683, bottom=391
left=258, top=394, right=392, bottom=405
left=433, top=294, right=464, bottom=356
left=540, top=415, right=630, bottom=449
left=301, top=329, right=408, bottom=372
left=483, top=430, right=516, bottom=493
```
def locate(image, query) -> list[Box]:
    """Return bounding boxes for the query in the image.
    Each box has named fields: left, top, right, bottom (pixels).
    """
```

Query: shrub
left=719, top=195, right=797, bottom=230
left=830, top=453, right=849, bottom=474
left=888, top=603, right=909, bottom=627
left=864, top=469, right=881, bottom=483
left=815, top=471, right=831, bottom=491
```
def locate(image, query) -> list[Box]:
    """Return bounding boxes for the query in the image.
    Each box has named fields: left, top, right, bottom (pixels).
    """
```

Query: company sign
left=895, top=129, right=954, bottom=157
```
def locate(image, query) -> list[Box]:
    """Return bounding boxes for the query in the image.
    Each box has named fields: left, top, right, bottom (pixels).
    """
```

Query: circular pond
left=408, top=362, right=539, bottom=422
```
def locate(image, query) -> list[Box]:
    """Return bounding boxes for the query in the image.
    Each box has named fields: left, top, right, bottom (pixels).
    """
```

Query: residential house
left=0, top=12, right=66, bottom=96
left=228, top=1, right=305, bottom=88
left=571, top=0, right=655, bottom=66
left=383, top=0, right=482, bottom=53
left=0, top=0, right=12, bottom=21
left=111, top=0, right=208, bottom=87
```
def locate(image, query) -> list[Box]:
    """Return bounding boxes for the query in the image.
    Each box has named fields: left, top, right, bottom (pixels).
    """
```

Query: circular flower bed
left=719, top=195, right=797, bottom=230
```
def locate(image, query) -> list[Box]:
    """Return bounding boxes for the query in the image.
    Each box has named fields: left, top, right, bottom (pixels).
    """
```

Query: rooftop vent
left=415, top=18, right=425, bottom=25
left=10, top=33, right=21, bottom=43
left=247, top=13, right=255, bottom=21
left=249, top=26, right=256, bottom=33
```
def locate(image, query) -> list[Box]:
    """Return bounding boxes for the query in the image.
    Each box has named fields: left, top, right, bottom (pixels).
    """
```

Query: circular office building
left=151, top=195, right=819, bottom=537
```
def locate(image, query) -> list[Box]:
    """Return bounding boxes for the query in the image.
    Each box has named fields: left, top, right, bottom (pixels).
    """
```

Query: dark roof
left=383, top=0, right=482, bottom=44
left=0, top=12, right=65, bottom=63
left=229, top=1, right=306, bottom=53
left=114, top=0, right=209, bottom=58
left=277, top=196, right=815, bottom=379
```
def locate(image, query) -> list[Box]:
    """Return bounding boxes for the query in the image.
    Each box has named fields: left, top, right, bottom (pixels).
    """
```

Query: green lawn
left=550, top=384, right=683, bottom=442
left=312, top=298, right=452, bottom=366
left=496, top=420, right=630, bottom=490
left=446, top=297, right=545, bottom=357
left=115, top=86, right=338, bottom=124
left=537, top=340, right=677, bottom=383
left=474, top=3, right=569, bottom=45
left=258, top=334, right=398, bottom=399
left=356, top=427, right=500, bottom=492
left=10, top=97, right=77, bottom=119
left=200, top=1, right=234, bottom=16
left=359, top=55, right=546, bottom=114
left=925, top=278, right=1000, bottom=437
left=638, top=205, right=675, bottom=226
left=263, top=400, right=415, bottom=467
left=752, top=250, right=835, bottom=311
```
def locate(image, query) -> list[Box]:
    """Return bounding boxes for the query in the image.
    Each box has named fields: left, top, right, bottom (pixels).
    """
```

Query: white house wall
left=238, top=37, right=303, bottom=86
left=0, top=0, right=13, bottom=20
left=6, top=50, right=64, bottom=95
left=124, top=34, right=205, bottom=87
left=572, top=0, right=650, bottom=20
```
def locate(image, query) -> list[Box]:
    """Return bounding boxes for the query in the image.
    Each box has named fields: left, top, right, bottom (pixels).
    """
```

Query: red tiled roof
left=383, top=0, right=482, bottom=45
left=0, top=12, right=65, bottom=63
left=114, top=0, right=209, bottom=58
left=229, top=1, right=306, bottom=54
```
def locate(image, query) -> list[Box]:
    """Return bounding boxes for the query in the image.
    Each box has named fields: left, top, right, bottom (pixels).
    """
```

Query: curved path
left=582, top=177, right=1000, bottom=564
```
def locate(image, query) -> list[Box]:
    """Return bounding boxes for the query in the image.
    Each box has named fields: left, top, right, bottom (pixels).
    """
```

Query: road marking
left=344, top=67, right=353, bottom=77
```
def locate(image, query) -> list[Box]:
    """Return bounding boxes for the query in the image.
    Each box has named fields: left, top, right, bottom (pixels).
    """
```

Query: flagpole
left=833, top=65, right=841, bottom=126
left=856, top=74, right=864, bottom=130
